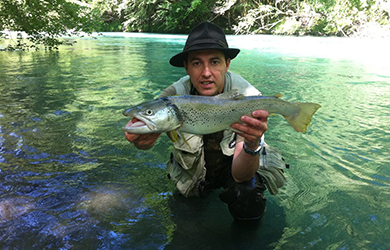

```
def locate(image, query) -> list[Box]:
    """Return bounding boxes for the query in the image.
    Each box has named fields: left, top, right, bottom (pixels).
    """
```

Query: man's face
left=184, top=50, right=231, bottom=96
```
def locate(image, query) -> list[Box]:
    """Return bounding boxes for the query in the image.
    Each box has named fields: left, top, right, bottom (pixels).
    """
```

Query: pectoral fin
left=166, top=130, right=191, bottom=149
left=167, top=131, right=179, bottom=142
left=178, top=131, right=191, bottom=149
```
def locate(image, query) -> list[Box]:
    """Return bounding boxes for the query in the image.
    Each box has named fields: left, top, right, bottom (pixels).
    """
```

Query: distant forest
left=1, top=0, right=389, bottom=48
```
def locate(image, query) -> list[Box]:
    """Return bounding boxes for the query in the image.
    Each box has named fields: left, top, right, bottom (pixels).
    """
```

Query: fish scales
left=170, top=95, right=293, bottom=134
left=123, top=90, right=321, bottom=134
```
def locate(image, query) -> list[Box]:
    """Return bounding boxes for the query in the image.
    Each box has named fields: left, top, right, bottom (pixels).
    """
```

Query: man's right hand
left=124, top=118, right=161, bottom=150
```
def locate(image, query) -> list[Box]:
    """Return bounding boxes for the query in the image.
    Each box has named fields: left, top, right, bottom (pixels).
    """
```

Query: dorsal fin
left=215, top=89, right=244, bottom=100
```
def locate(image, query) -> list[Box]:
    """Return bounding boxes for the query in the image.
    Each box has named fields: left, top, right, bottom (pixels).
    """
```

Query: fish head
left=123, top=97, right=183, bottom=134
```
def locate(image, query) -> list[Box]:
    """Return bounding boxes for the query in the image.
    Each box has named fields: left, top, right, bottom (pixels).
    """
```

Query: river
left=0, top=33, right=389, bottom=249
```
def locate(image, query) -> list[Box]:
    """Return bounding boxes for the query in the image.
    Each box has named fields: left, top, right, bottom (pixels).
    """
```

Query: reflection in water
left=0, top=35, right=390, bottom=249
left=165, top=192, right=285, bottom=250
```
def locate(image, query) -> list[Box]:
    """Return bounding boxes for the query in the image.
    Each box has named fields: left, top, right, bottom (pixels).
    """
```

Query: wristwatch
left=243, top=141, right=262, bottom=155
left=243, top=136, right=265, bottom=155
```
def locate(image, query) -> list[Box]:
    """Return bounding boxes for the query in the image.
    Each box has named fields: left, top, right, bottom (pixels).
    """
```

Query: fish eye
left=145, top=109, right=154, bottom=116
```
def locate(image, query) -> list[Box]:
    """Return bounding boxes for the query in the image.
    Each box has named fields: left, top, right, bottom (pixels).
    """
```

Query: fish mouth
left=129, top=118, right=147, bottom=128
left=123, top=115, right=157, bottom=133
left=123, top=108, right=153, bottom=132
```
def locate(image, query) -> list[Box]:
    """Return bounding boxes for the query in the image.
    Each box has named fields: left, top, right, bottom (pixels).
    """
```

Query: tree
left=1, top=0, right=389, bottom=49
left=0, top=0, right=98, bottom=48
left=121, top=0, right=219, bottom=33
left=223, top=0, right=390, bottom=37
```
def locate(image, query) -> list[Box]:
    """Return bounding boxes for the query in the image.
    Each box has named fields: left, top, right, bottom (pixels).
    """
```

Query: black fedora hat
left=169, top=22, right=240, bottom=67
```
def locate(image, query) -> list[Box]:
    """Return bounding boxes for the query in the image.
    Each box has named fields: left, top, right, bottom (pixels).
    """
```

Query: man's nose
left=202, top=65, right=211, bottom=78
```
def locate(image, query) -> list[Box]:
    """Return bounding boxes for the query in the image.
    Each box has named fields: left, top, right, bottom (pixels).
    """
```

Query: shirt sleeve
left=159, top=85, right=177, bottom=98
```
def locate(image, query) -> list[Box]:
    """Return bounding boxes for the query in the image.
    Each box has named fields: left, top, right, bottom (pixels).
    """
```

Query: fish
left=123, top=90, right=321, bottom=137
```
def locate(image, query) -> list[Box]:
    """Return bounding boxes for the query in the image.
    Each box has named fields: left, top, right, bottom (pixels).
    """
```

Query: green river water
left=0, top=33, right=389, bottom=249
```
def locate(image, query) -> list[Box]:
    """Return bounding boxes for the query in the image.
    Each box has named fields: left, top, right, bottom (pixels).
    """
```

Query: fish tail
left=283, top=102, right=321, bottom=133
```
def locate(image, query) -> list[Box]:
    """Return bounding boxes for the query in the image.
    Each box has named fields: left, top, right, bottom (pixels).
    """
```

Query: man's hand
left=231, top=110, right=269, bottom=146
left=124, top=118, right=161, bottom=150
left=231, top=110, right=268, bottom=182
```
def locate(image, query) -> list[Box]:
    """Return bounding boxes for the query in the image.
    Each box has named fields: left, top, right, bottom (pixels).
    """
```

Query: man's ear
left=226, top=58, right=231, bottom=71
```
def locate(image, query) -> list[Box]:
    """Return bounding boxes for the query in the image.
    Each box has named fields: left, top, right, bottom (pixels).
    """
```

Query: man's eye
left=211, top=60, right=220, bottom=65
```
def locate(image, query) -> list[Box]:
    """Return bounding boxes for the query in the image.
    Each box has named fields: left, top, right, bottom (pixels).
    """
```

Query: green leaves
left=0, top=0, right=389, bottom=48
left=0, top=0, right=98, bottom=48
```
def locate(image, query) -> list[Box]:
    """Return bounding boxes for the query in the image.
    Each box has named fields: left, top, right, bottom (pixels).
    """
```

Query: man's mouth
left=201, top=81, right=213, bottom=86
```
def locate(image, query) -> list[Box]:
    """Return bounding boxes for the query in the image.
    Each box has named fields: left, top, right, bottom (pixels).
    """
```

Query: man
left=125, top=22, right=286, bottom=220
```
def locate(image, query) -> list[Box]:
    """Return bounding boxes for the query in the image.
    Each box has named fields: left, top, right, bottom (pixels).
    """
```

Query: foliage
left=0, top=32, right=30, bottom=51
left=0, top=0, right=99, bottom=48
left=85, top=0, right=130, bottom=31
left=228, top=0, right=390, bottom=37
left=120, top=0, right=218, bottom=33
left=1, top=0, right=389, bottom=49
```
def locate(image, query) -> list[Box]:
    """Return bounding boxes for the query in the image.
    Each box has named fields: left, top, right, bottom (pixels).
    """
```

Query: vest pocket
left=171, top=133, right=203, bottom=154
left=167, top=149, right=206, bottom=197
left=257, top=143, right=287, bottom=195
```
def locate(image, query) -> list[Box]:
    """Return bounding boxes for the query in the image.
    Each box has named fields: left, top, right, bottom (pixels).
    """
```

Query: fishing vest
left=166, top=71, right=287, bottom=197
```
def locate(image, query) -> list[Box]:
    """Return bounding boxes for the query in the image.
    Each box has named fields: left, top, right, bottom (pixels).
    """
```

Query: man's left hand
left=231, top=110, right=269, bottom=145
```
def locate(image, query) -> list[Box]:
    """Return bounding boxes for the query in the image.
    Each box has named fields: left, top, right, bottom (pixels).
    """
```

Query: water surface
left=0, top=33, right=389, bottom=249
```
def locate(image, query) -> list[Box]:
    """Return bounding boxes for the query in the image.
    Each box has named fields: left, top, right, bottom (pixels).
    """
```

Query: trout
left=123, top=90, right=321, bottom=136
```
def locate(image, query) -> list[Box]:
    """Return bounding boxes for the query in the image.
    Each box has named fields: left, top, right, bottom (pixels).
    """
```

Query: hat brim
left=169, top=47, right=240, bottom=67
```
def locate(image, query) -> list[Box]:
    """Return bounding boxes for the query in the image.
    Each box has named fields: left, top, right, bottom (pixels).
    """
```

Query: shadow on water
left=165, top=191, right=286, bottom=250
